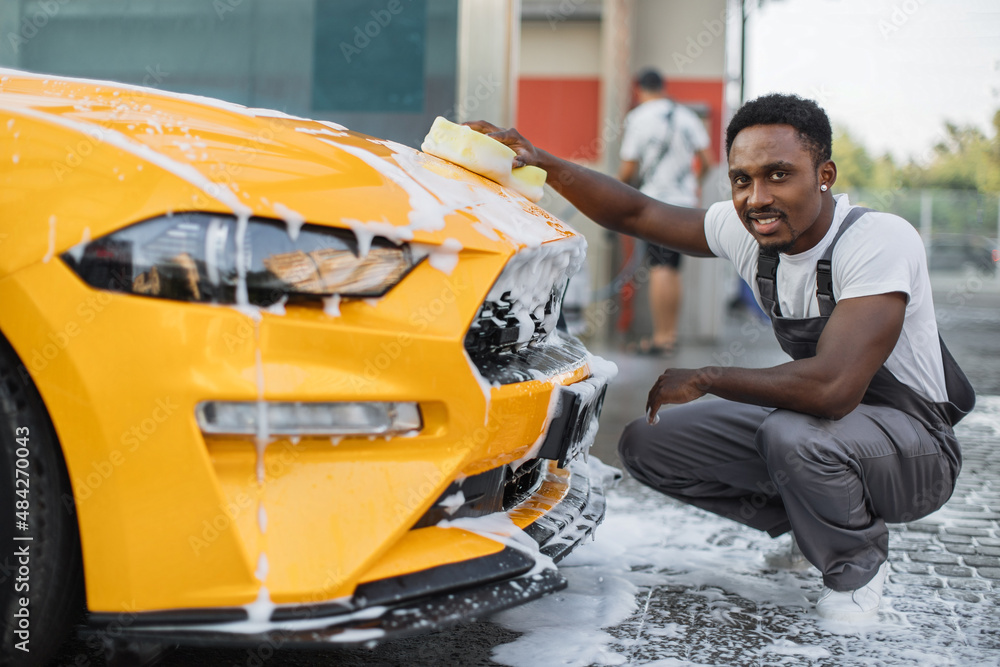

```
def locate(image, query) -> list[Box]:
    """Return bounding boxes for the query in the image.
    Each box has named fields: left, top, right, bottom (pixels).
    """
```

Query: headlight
left=62, top=213, right=417, bottom=306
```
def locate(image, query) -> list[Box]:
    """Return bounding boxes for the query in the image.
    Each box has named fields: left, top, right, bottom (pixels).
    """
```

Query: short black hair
left=725, top=93, right=832, bottom=168
left=636, top=68, right=664, bottom=92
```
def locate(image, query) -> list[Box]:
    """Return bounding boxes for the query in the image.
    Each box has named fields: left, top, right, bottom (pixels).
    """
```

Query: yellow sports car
left=0, top=70, right=616, bottom=664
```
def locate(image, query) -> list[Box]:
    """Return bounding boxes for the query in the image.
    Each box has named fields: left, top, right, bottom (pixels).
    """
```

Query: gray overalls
left=618, top=207, right=977, bottom=592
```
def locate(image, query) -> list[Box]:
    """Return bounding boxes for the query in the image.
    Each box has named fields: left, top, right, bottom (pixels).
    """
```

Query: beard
left=758, top=236, right=797, bottom=255
left=744, top=207, right=798, bottom=255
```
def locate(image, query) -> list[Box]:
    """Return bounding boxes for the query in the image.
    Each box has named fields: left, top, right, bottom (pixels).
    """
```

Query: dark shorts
left=646, top=243, right=682, bottom=269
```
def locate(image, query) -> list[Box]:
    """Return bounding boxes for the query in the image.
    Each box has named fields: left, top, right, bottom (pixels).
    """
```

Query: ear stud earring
left=820, top=184, right=828, bottom=192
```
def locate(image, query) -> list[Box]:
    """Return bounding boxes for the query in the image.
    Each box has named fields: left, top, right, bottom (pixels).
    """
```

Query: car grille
left=464, top=287, right=562, bottom=357
left=464, top=238, right=588, bottom=385
left=411, top=459, right=545, bottom=529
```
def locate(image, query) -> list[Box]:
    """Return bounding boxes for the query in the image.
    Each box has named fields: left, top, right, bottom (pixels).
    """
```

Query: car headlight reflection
left=62, top=213, right=416, bottom=306
left=196, top=401, right=422, bottom=437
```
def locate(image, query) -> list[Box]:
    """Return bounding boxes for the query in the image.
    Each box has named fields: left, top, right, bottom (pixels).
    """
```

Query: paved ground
left=51, top=278, right=1000, bottom=666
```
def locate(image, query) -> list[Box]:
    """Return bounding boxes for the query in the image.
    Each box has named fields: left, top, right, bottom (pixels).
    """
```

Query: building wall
left=517, top=20, right=602, bottom=162
left=517, top=0, right=734, bottom=343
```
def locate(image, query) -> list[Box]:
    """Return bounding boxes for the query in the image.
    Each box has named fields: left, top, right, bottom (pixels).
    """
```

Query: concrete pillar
left=599, top=0, right=633, bottom=175
left=456, top=0, right=520, bottom=126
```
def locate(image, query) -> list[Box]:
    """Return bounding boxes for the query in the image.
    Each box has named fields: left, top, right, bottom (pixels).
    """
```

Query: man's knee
left=618, top=417, right=654, bottom=473
left=755, top=409, right=835, bottom=473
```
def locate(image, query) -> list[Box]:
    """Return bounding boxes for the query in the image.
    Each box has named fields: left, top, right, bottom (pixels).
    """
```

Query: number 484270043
left=14, top=427, right=30, bottom=525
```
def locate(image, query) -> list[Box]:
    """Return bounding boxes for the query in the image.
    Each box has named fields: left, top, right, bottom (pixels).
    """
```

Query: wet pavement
left=52, top=278, right=1000, bottom=666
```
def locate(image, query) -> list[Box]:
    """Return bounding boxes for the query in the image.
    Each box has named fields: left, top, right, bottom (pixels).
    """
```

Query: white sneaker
left=816, top=561, right=889, bottom=622
left=765, top=533, right=812, bottom=571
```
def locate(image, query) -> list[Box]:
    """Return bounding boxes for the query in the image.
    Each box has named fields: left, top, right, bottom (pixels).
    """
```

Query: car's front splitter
left=78, top=456, right=618, bottom=649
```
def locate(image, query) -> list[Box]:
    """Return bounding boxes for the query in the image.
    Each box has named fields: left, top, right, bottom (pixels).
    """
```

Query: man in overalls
left=468, top=93, right=974, bottom=621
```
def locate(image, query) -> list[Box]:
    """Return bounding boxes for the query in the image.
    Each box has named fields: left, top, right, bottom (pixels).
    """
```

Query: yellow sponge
left=421, top=116, right=547, bottom=202
left=421, top=116, right=515, bottom=185
left=509, top=165, right=547, bottom=203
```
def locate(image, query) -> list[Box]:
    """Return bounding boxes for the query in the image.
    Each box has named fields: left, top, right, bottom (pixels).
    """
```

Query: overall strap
left=756, top=252, right=780, bottom=317
left=815, top=207, right=873, bottom=316
left=755, top=205, right=875, bottom=318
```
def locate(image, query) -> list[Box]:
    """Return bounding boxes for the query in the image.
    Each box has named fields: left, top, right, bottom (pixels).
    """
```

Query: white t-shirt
left=619, top=98, right=710, bottom=206
left=704, top=193, right=948, bottom=403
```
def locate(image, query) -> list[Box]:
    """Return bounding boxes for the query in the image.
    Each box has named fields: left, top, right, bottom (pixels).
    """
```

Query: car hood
left=0, top=69, right=577, bottom=277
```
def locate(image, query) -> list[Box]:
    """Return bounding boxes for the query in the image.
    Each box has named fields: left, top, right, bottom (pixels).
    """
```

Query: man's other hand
left=646, top=368, right=710, bottom=423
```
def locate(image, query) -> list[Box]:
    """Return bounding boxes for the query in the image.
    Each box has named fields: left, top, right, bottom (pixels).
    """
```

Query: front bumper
left=80, top=458, right=618, bottom=648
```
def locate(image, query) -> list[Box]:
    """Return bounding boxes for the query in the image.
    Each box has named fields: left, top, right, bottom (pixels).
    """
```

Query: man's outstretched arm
left=466, top=121, right=715, bottom=257
left=645, top=292, right=908, bottom=421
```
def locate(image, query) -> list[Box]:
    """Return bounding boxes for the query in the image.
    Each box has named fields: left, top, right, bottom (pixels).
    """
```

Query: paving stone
left=889, top=573, right=945, bottom=588
left=945, top=544, right=979, bottom=555
left=948, top=578, right=992, bottom=591
left=976, top=567, right=1000, bottom=580
left=892, top=562, right=932, bottom=575
left=976, top=537, right=1000, bottom=547
left=895, top=530, right=935, bottom=541
left=946, top=504, right=990, bottom=513
left=978, top=546, right=1000, bottom=557
left=943, top=526, right=992, bottom=537
left=885, top=597, right=938, bottom=614
left=938, top=533, right=974, bottom=544
left=910, top=552, right=961, bottom=565
left=905, top=523, right=943, bottom=534
left=937, top=589, right=983, bottom=604
left=933, top=564, right=974, bottom=577
left=964, top=555, right=1000, bottom=568
left=945, top=518, right=996, bottom=528
left=894, top=542, right=944, bottom=554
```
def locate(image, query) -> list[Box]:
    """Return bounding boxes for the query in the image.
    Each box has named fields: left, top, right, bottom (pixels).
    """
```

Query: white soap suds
left=322, top=295, right=342, bottom=317
left=320, top=139, right=450, bottom=234
left=273, top=202, right=306, bottom=241
left=317, top=120, right=349, bottom=132
left=439, top=512, right=555, bottom=579
left=438, top=491, right=466, bottom=515
left=253, top=345, right=268, bottom=484
left=510, top=381, right=562, bottom=471
left=42, top=215, right=57, bottom=263
left=264, top=296, right=287, bottom=316
left=255, top=552, right=269, bottom=581
left=346, top=218, right=415, bottom=258
left=413, top=238, right=462, bottom=275
left=66, top=227, right=91, bottom=263
left=463, top=349, right=494, bottom=423
left=487, top=237, right=587, bottom=346
left=9, top=104, right=252, bottom=220
left=295, top=125, right=348, bottom=138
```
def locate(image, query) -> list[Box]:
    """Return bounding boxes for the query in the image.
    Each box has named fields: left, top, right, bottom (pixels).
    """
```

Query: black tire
left=0, top=334, right=85, bottom=666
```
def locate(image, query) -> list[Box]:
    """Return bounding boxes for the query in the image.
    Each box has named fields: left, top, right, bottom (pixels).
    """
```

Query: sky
left=745, top=0, right=1000, bottom=163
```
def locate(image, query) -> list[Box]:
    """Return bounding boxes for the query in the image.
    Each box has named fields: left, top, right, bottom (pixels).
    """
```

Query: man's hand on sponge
left=420, top=116, right=547, bottom=202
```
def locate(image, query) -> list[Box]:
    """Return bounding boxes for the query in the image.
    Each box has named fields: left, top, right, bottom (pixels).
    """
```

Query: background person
left=617, top=68, right=713, bottom=355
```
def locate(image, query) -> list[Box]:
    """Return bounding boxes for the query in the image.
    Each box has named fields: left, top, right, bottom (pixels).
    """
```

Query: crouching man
left=468, top=93, right=975, bottom=621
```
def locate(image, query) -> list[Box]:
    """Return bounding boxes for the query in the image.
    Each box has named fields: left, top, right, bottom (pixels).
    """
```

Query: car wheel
left=0, top=334, right=85, bottom=666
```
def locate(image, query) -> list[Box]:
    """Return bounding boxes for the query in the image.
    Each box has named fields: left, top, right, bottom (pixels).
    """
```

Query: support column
left=456, top=0, right=520, bottom=126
